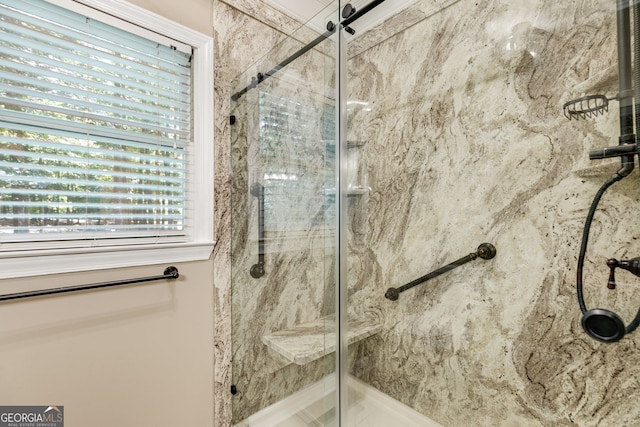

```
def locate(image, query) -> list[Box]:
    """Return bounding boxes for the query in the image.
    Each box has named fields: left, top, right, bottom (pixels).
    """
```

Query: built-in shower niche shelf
left=262, top=317, right=382, bottom=366
left=347, top=140, right=366, bottom=148
left=319, top=139, right=371, bottom=197
left=347, top=185, right=371, bottom=195
left=320, top=186, right=372, bottom=197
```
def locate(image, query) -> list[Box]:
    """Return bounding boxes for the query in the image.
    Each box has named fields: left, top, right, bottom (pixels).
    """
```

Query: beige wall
left=0, top=1, right=215, bottom=426
left=0, top=261, right=214, bottom=427
left=128, top=0, right=214, bottom=36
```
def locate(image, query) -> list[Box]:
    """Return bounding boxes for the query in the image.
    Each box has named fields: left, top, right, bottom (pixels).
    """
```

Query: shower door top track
left=230, top=0, right=387, bottom=101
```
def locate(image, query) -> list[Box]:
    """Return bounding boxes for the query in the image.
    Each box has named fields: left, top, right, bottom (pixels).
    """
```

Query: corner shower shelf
left=318, top=139, right=371, bottom=197
left=262, top=316, right=382, bottom=365
left=347, top=140, right=366, bottom=148
left=347, top=185, right=371, bottom=195
left=320, top=186, right=372, bottom=197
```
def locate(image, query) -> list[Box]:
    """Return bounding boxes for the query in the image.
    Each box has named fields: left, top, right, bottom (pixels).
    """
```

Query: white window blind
left=0, top=0, right=193, bottom=245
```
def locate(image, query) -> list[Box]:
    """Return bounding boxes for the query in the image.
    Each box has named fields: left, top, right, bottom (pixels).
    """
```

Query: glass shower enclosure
left=231, top=0, right=640, bottom=425
left=230, top=2, right=341, bottom=425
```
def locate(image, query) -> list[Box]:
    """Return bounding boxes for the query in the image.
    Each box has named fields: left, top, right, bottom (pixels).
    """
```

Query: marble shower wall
left=346, top=0, right=640, bottom=426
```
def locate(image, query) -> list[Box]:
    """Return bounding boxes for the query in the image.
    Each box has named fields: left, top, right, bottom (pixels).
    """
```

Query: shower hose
left=576, top=172, right=640, bottom=334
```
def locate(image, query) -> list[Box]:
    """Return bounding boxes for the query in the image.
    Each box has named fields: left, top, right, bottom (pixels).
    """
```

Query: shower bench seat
left=262, top=316, right=382, bottom=365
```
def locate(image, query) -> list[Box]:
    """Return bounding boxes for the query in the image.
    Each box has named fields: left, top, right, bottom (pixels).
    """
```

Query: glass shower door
left=229, top=3, right=341, bottom=425
left=341, top=0, right=636, bottom=426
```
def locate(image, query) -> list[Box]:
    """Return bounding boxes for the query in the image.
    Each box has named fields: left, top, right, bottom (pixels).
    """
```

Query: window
left=0, top=0, right=214, bottom=278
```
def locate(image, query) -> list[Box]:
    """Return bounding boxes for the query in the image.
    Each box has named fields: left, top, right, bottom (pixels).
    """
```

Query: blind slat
left=0, top=82, right=190, bottom=132
left=0, top=188, right=183, bottom=202
left=11, top=0, right=191, bottom=55
left=0, top=138, right=186, bottom=169
left=1, top=201, right=183, bottom=210
left=0, top=24, right=191, bottom=88
left=0, top=39, right=190, bottom=103
left=0, top=164, right=186, bottom=187
left=0, top=113, right=189, bottom=148
left=2, top=98, right=190, bottom=144
left=1, top=2, right=192, bottom=71
left=0, top=176, right=184, bottom=194
left=3, top=213, right=184, bottom=220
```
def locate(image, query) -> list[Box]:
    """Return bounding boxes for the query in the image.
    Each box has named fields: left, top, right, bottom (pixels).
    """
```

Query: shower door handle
left=250, top=183, right=265, bottom=278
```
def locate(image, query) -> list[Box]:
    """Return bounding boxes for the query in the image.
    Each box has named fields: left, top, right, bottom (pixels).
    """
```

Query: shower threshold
left=234, top=375, right=443, bottom=427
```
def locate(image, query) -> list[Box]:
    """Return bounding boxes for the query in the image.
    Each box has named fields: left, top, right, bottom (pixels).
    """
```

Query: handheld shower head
left=582, top=308, right=626, bottom=343
left=580, top=257, right=640, bottom=343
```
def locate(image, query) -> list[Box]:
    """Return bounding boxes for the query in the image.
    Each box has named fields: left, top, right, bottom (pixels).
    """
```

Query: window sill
left=0, top=242, right=215, bottom=279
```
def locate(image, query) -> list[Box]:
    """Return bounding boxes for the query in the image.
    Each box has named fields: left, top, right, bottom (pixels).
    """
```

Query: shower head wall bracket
left=589, top=140, right=637, bottom=160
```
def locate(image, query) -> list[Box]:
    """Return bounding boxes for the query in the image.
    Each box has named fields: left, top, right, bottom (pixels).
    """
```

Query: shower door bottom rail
left=384, top=243, right=496, bottom=301
left=0, top=266, right=179, bottom=302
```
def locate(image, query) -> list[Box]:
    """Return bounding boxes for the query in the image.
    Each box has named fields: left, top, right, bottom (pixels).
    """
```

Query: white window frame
left=0, top=0, right=215, bottom=279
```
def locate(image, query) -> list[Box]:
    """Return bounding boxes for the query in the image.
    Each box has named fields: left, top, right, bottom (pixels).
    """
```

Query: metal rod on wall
left=231, top=25, right=337, bottom=101
left=250, top=183, right=266, bottom=278
left=0, top=266, right=179, bottom=302
left=384, top=243, right=496, bottom=301
left=230, top=0, right=387, bottom=101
